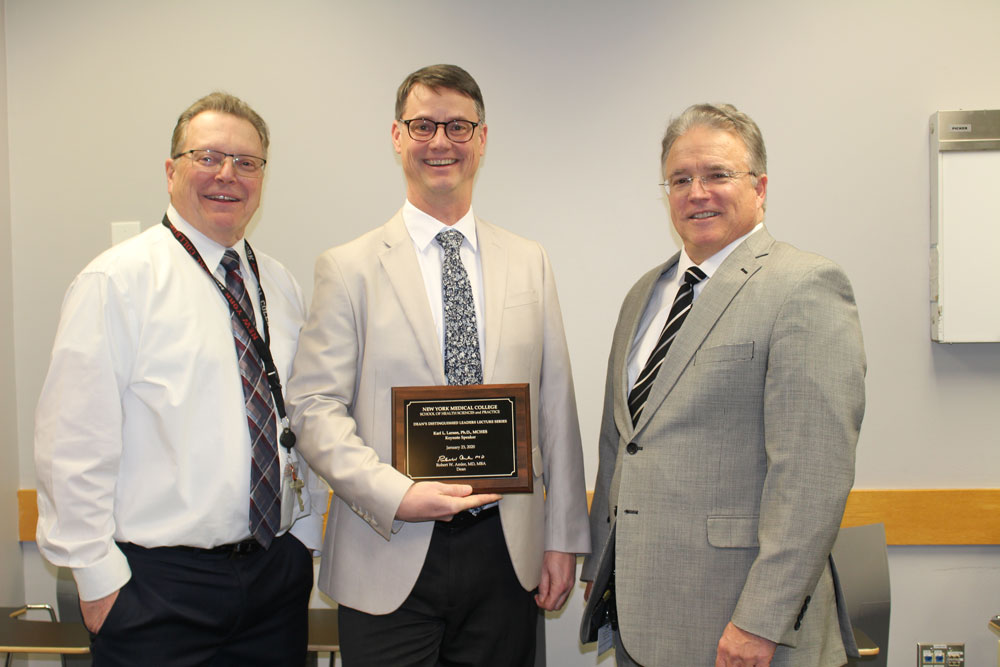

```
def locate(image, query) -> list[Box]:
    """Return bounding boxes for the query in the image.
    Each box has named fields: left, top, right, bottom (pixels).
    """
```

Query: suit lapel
left=614, top=256, right=678, bottom=439
left=477, top=218, right=506, bottom=383
left=632, top=229, right=774, bottom=434
left=378, top=213, right=446, bottom=384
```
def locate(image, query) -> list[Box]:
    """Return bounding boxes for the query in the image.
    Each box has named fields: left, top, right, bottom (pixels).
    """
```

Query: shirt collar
left=402, top=200, right=479, bottom=253
left=683, top=222, right=764, bottom=278
left=167, top=203, right=250, bottom=273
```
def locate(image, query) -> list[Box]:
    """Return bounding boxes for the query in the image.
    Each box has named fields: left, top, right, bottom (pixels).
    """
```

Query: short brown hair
left=170, top=92, right=269, bottom=157
left=395, top=64, right=485, bottom=123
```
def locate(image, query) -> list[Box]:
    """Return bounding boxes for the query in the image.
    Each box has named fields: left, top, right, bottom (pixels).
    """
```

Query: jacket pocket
left=694, top=342, right=754, bottom=365
left=706, top=515, right=759, bottom=548
left=505, top=289, right=538, bottom=308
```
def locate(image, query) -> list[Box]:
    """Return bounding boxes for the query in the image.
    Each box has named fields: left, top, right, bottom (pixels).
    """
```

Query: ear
left=165, top=158, right=176, bottom=196
left=477, top=123, right=487, bottom=156
left=754, top=172, right=768, bottom=208
left=391, top=119, right=403, bottom=155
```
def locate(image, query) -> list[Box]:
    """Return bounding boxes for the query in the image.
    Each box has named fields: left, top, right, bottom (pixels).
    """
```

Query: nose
left=215, top=158, right=238, bottom=181
left=428, top=124, right=451, bottom=148
left=687, top=176, right=711, bottom=199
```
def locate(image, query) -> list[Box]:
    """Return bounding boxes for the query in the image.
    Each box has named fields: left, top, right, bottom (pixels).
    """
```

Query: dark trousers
left=90, top=532, right=313, bottom=666
left=338, top=510, right=537, bottom=666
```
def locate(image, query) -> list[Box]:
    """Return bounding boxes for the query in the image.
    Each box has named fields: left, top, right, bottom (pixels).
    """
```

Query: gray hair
left=660, top=103, right=766, bottom=178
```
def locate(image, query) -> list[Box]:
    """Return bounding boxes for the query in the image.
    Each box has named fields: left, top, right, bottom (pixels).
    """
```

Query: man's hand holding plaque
left=395, top=482, right=502, bottom=522
left=392, top=384, right=533, bottom=493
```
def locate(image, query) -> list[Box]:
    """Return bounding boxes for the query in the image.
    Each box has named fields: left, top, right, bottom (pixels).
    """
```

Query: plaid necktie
left=435, top=229, right=483, bottom=386
left=628, top=265, right=708, bottom=426
left=221, top=249, right=279, bottom=547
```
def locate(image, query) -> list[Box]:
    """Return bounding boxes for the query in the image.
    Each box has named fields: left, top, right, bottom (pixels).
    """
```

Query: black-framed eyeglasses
left=660, top=171, right=755, bottom=195
left=399, top=118, right=480, bottom=143
left=172, top=149, right=267, bottom=178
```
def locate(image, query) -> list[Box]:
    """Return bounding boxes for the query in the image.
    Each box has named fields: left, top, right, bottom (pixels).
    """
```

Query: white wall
left=5, top=1, right=1000, bottom=664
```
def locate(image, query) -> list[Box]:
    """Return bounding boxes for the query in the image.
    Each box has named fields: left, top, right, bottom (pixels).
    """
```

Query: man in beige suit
left=287, top=64, right=590, bottom=665
left=582, top=104, right=866, bottom=666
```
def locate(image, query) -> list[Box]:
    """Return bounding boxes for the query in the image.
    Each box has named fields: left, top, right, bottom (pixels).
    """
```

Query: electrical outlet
left=917, top=642, right=965, bottom=666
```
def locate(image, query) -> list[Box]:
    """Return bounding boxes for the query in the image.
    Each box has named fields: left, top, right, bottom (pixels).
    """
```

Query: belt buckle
left=230, top=539, right=259, bottom=557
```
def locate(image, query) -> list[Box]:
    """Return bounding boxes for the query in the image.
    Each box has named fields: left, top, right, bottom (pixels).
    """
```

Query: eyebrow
left=668, top=163, right=734, bottom=176
left=408, top=116, right=475, bottom=123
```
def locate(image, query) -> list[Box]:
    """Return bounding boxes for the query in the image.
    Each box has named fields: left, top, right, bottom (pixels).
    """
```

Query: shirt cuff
left=72, top=544, right=132, bottom=601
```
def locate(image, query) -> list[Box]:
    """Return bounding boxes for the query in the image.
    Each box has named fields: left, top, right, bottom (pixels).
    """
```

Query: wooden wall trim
left=18, top=488, right=1000, bottom=546
left=18, top=489, right=37, bottom=542
left=841, top=488, right=1000, bottom=545
left=585, top=488, right=999, bottom=545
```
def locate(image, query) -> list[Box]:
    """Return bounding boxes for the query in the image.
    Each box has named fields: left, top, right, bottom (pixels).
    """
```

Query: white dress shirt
left=628, top=223, right=764, bottom=391
left=401, top=200, right=497, bottom=512
left=401, top=199, right=486, bottom=360
left=34, top=205, right=326, bottom=602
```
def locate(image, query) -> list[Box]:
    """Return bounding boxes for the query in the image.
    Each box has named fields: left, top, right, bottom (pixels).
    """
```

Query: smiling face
left=663, top=125, right=767, bottom=264
left=391, top=84, right=486, bottom=224
left=165, top=111, right=265, bottom=247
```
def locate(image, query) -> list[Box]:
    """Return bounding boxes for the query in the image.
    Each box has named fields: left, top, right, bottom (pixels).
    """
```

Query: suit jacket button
left=626, top=442, right=639, bottom=455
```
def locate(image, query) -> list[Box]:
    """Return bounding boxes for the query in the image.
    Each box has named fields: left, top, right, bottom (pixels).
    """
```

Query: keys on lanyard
left=285, top=462, right=305, bottom=511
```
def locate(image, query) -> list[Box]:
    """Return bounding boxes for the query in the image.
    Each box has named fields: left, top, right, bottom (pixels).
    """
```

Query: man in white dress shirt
left=35, top=92, right=326, bottom=665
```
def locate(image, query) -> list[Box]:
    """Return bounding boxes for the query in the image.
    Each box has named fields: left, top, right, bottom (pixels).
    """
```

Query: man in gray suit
left=288, top=64, right=590, bottom=665
left=582, top=103, right=866, bottom=666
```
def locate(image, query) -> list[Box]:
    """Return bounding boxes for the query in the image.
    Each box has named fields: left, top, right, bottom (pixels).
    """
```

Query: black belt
left=120, top=539, right=264, bottom=558
left=435, top=505, right=499, bottom=532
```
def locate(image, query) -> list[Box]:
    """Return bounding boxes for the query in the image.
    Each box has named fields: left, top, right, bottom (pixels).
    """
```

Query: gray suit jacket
left=288, top=211, right=590, bottom=614
left=582, top=228, right=866, bottom=666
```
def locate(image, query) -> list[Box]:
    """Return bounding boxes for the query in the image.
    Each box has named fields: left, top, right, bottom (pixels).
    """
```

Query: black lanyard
left=162, top=215, right=296, bottom=451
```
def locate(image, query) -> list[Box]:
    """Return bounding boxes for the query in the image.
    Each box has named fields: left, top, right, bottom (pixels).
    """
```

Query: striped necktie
left=627, top=265, right=708, bottom=426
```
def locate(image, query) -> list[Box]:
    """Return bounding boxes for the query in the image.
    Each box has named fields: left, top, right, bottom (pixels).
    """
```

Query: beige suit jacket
left=288, top=211, right=590, bottom=614
left=582, top=228, right=866, bottom=665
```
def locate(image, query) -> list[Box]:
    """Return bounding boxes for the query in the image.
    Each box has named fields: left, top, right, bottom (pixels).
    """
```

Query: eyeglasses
left=660, top=171, right=755, bottom=195
left=172, top=149, right=267, bottom=178
left=399, top=118, right=480, bottom=143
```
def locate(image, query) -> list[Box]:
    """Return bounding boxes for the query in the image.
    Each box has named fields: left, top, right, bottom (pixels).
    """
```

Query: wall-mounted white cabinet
left=929, top=109, right=1000, bottom=343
